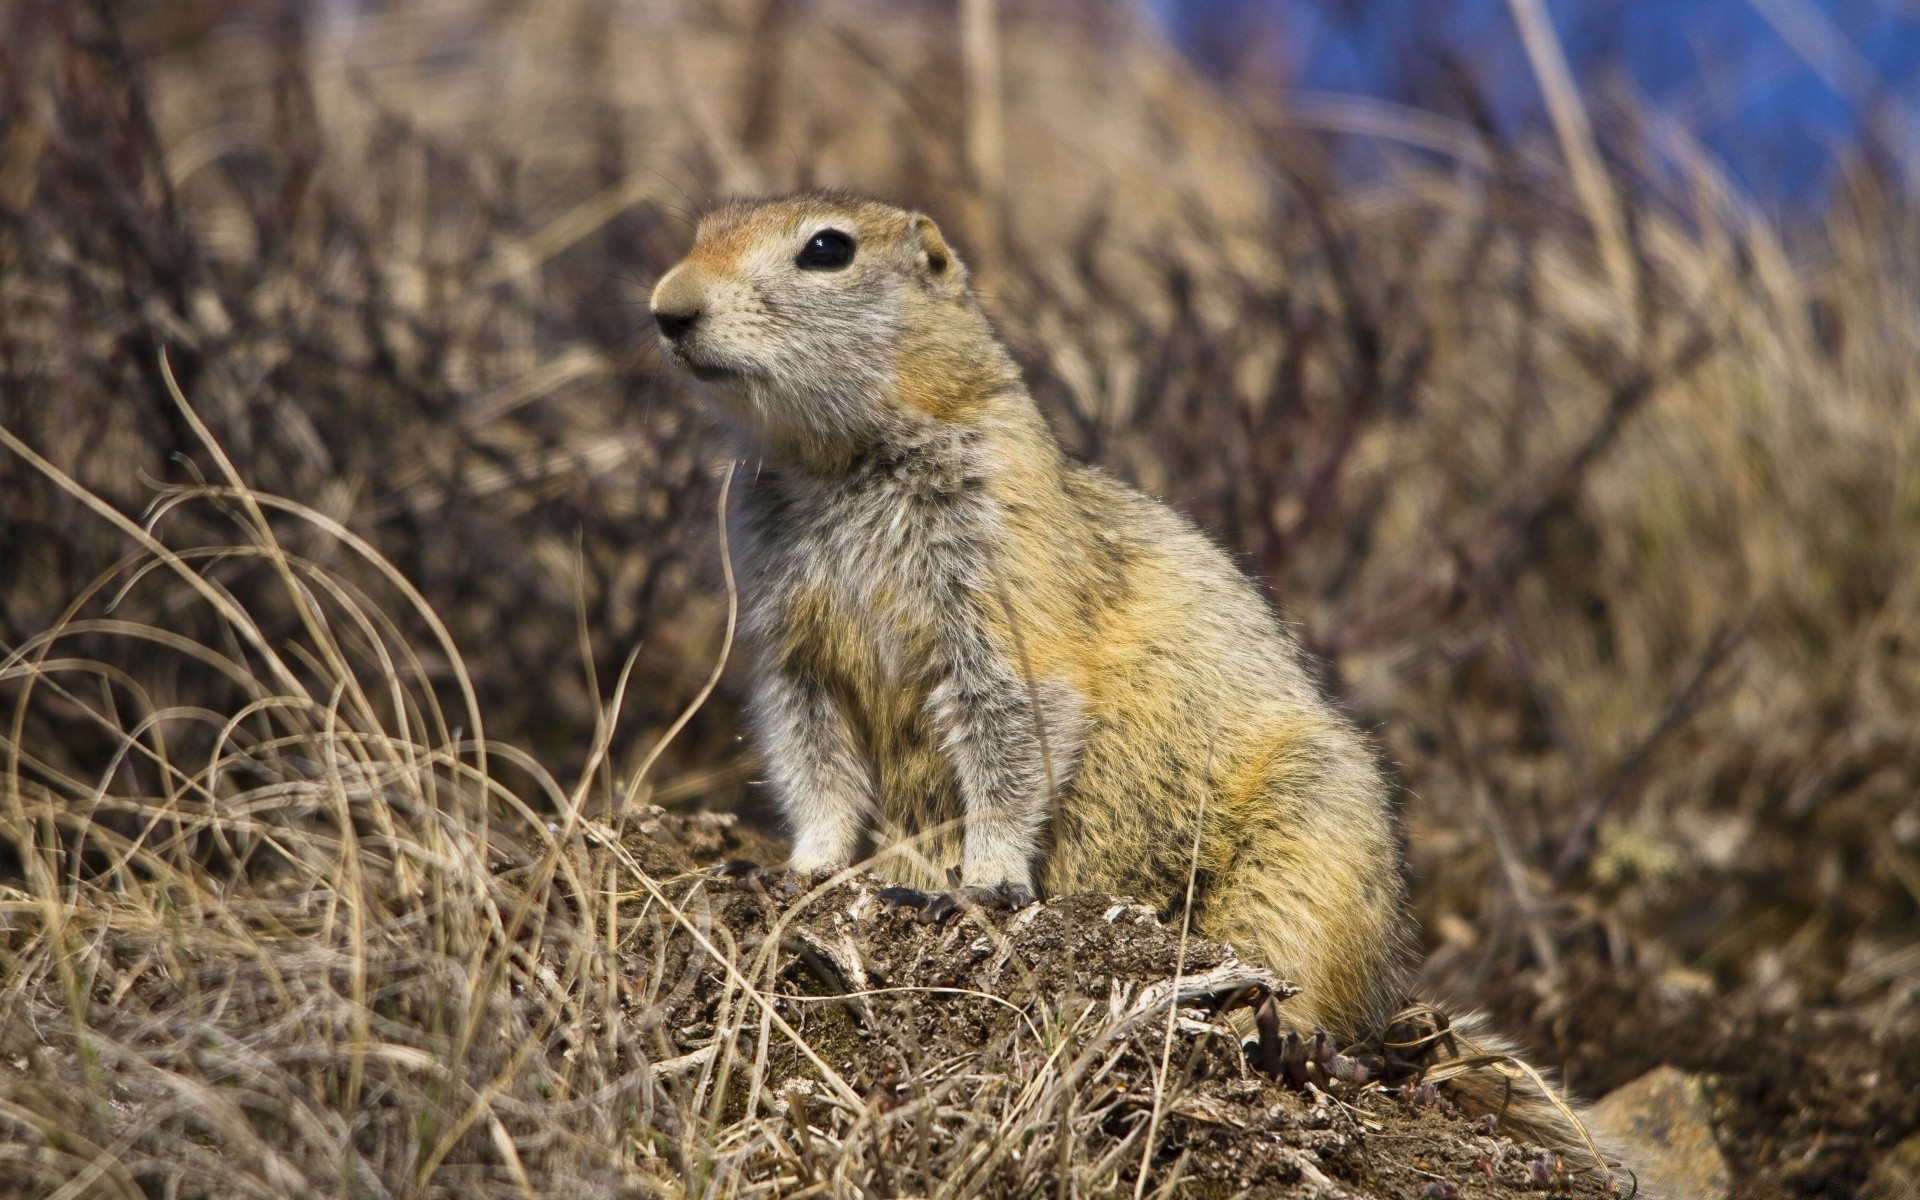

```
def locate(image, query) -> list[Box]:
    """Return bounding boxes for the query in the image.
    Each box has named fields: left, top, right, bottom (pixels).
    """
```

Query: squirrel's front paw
left=787, top=847, right=853, bottom=877
left=971, top=881, right=1038, bottom=911
left=879, top=881, right=1037, bottom=923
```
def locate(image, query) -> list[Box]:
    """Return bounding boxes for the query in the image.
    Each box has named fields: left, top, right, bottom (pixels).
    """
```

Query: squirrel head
left=651, top=193, right=1017, bottom=465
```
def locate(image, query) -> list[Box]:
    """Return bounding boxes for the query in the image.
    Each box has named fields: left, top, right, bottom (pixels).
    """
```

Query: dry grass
left=0, top=418, right=1566, bottom=1195
left=0, top=400, right=1330, bottom=1198
left=4, top=0, right=1920, bottom=1193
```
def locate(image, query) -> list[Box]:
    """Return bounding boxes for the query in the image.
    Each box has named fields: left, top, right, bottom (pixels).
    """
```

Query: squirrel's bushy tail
left=1387, top=1004, right=1652, bottom=1196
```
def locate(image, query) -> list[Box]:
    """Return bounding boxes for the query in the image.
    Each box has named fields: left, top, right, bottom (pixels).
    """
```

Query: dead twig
left=1553, top=616, right=1751, bottom=878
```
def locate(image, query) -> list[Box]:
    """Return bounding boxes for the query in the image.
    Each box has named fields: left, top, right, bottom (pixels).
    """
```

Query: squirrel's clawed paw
left=879, top=881, right=1037, bottom=923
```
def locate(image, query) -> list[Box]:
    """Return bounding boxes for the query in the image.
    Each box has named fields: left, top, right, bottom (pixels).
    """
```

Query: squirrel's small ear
left=911, top=213, right=966, bottom=285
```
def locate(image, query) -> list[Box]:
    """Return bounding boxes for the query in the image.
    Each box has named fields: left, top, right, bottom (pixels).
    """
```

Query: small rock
left=1861, top=1130, right=1920, bottom=1199
left=1590, top=1065, right=1732, bottom=1200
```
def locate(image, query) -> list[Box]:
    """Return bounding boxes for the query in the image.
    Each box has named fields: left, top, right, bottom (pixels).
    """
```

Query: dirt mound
left=630, top=811, right=1620, bottom=1198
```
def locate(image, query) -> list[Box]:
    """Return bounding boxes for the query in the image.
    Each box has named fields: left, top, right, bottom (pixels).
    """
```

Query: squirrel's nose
left=654, top=307, right=701, bottom=342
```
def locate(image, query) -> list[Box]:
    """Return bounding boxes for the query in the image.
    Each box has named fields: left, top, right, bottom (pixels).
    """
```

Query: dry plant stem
left=1504, top=0, right=1638, bottom=329
left=162, top=357, right=376, bottom=1113
left=1400, top=1024, right=1607, bottom=1172
left=620, top=461, right=740, bottom=818
left=414, top=689, right=635, bottom=1189
left=145, top=491, right=485, bottom=762
left=1132, top=736, right=1212, bottom=1200
left=826, top=22, right=970, bottom=189
left=1744, top=0, right=1920, bottom=158
left=1475, top=332, right=1715, bottom=589
left=0, top=438, right=281, bottom=1105
left=1552, top=617, right=1750, bottom=878
left=1338, top=330, right=1712, bottom=657
left=3, top=431, right=601, bottom=1189
left=960, top=0, right=1006, bottom=275
left=1286, top=92, right=1495, bottom=168
left=120, top=492, right=529, bottom=911
left=477, top=172, right=666, bottom=287
left=597, top=825, right=863, bottom=1109
left=1495, top=596, right=1596, bottom=822
left=0, top=425, right=310, bottom=707
left=1445, top=705, right=1560, bottom=978
left=158, top=351, right=390, bottom=777
left=421, top=804, right=653, bottom=1186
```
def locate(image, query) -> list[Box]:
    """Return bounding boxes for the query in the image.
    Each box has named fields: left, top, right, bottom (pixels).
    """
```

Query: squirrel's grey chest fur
left=737, top=432, right=1003, bottom=668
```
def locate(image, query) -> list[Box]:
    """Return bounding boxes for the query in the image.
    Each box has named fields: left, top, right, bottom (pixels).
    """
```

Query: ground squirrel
left=648, top=194, right=1624, bottom=1180
left=649, top=190, right=1410, bottom=1039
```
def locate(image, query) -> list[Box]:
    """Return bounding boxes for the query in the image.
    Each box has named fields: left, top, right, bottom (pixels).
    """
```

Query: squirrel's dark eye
left=796, top=229, right=855, bottom=270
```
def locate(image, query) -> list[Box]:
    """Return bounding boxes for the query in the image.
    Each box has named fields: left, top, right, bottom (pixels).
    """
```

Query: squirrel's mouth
left=664, top=342, right=743, bottom=384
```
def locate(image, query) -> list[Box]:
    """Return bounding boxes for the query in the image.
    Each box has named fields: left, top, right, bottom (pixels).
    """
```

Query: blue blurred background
left=1153, top=0, right=1920, bottom=205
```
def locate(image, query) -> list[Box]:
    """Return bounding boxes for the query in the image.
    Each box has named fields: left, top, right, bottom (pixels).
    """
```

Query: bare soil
left=1484, top=952, right=1920, bottom=1198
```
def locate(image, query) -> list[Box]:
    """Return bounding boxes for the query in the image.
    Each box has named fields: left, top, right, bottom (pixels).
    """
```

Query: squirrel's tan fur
left=650, top=192, right=1629, bottom=1183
